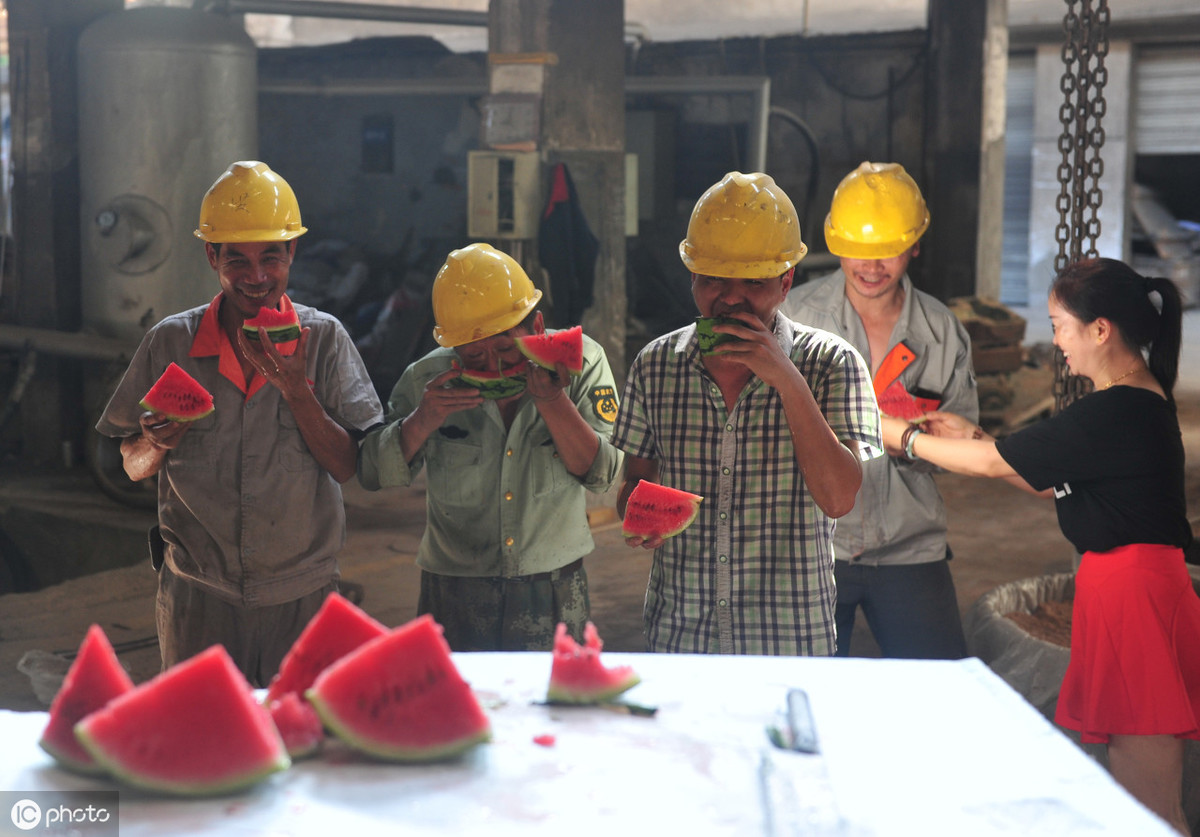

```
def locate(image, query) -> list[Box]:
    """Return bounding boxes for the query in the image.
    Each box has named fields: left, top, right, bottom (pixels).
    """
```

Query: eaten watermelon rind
left=621, top=480, right=704, bottom=542
left=546, top=622, right=641, bottom=705
left=242, top=306, right=301, bottom=344
left=138, top=362, right=214, bottom=423
left=74, top=645, right=290, bottom=797
left=516, top=325, right=584, bottom=376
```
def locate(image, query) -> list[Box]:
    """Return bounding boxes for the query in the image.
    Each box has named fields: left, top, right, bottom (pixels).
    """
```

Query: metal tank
left=78, top=6, right=257, bottom=342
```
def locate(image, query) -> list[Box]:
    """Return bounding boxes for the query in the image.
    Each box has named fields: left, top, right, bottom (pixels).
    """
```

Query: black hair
left=1050, top=257, right=1182, bottom=402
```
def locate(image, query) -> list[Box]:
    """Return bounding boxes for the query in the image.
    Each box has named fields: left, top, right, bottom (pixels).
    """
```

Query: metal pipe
left=0, top=325, right=139, bottom=363
left=195, top=0, right=489, bottom=27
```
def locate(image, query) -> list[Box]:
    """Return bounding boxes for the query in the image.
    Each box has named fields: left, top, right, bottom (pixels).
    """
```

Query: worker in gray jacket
left=781, top=162, right=977, bottom=659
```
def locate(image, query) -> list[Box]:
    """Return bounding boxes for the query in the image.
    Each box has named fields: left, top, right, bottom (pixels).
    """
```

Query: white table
left=0, top=654, right=1174, bottom=836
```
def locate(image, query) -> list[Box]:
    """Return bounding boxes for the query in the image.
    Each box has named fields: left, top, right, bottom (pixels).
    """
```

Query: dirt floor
left=3, top=371, right=1200, bottom=713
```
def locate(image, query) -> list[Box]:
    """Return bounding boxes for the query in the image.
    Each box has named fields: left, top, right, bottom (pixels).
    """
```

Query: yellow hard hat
left=431, top=243, right=543, bottom=347
left=824, top=162, right=929, bottom=260
left=679, top=171, right=807, bottom=279
left=194, top=161, right=307, bottom=243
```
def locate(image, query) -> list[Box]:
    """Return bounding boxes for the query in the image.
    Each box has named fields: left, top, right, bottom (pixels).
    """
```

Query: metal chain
left=1052, top=0, right=1110, bottom=411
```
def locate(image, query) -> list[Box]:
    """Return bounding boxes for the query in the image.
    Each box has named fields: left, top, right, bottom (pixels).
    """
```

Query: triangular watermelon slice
left=38, top=624, right=135, bottom=775
left=307, top=614, right=492, bottom=762
left=267, top=692, right=325, bottom=760
left=264, top=591, right=388, bottom=703
left=75, top=645, right=290, bottom=796
left=621, top=480, right=703, bottom=542
left=547, top=622, right=640, bottom=704
left=516, top=325, right=584, bottom=376
left=242, top=304, right=301, bottom=344
left=447, top=359, right=528, bottom=400
left=139, top=362, right=214, bottom=422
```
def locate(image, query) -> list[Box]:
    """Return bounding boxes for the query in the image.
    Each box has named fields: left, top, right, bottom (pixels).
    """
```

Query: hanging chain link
left=1052, top=0, right=1110, bottom=412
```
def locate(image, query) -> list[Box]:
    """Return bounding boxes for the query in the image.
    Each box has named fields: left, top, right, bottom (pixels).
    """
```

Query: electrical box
left=467, top=151, right=541, bottom=239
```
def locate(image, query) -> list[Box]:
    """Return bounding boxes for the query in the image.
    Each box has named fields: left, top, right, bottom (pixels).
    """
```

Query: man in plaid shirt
left=614, top=172, right=882, bottom=655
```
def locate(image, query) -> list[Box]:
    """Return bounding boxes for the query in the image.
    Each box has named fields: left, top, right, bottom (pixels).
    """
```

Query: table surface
left=0, top=653, right=1174, bottom=836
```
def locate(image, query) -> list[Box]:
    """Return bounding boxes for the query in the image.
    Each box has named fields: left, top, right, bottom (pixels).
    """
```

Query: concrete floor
left=3, top=307, right=1200, bottom=712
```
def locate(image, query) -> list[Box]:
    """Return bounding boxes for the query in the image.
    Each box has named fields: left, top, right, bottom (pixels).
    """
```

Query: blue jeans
left=834, top=555, right=968, bottom=659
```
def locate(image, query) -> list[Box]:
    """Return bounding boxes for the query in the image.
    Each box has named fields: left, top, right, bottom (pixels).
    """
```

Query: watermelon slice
left=622, top=480, right=704, bottom=542
left=75, top=645, right=290, bottom=796
left=694, top=316, right=744, bottom=354
left=139, top=362, right=214, bottom=422
left=448, top=359, right=529, bottom=400
left=307, top=614, right=492, bottom=762
left=516, top=325, right=584, bottom=376
left=38, top=624, right=135, bottom=775
left=267, top=692, right=324, bottom=760
left=877, top=380, right=929, bottom=422
left=264, top=591, right=389, bottom=704
left=242, top=305, right=301, bottom=344
left=547, top=622, right=640, bottom=704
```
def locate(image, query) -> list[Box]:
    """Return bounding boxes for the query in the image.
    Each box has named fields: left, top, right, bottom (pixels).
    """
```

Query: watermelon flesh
left=75, top=644, right=290, bottom=796
left=307, top=614, right=492, bottom=762
left=264, top=591, right=388, bottom=703
left=547, top=622, right=640, bottom=704
left=516, top=325, right=584, bottom=375
left=139, top=362, right=214, bottom=422
left=448, top=359, right=528, bottom=399
left=38, top=624, right=135, bottom=775
left=267, top=692, right=325, bottom=760
left=877, top=380, right=930, bottom=422
left=242, top=304, right=301, bottom=344
left=622, top=480, right=703, bottom=542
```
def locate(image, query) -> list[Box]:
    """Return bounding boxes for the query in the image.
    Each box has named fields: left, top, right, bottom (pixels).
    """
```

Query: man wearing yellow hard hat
left=781, top=161, right=977, bottom=659
left=358, top=243, right=623, bottom=651
left=613, top=171, right=881, bottom=655
left=96, top=161, right=384, bottom=684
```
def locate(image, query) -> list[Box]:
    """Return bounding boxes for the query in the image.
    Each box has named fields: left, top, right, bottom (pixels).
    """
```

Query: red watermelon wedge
left=622, top=480, right=703, bottom=542
left=139, top=362, right=214, bottom=422
left=547, top=621, right=640, bottom=704
left=516, top=325, right=584, bottom=376
left=265, top=591, right=389, bottom=703
left=75, top=645, right=290, bottom=796
left=38, top=624, right=135, bottom=775
left=307, top=614, right=492, bottom=762
left=242, top=305, right=301, bottom=344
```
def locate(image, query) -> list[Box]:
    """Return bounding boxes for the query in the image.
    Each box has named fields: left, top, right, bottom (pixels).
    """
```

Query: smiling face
left=207, top=240, right=295, bottom=321
left=839, top=243, right=918, bottom=306
left=1049, top=293, right=1099, bottom=380
left=690, top=269, right=793, bottom=326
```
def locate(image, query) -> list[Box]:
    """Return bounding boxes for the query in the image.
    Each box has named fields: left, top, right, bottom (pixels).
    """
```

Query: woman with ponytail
left=880, top=258, right=1199, bottom=834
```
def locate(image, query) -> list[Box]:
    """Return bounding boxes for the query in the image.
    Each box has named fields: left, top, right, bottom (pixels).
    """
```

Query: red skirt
left=1056, top=543, right=1200, bottom=743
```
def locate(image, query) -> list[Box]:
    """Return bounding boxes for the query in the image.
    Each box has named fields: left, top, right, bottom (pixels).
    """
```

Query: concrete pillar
left=487, top=0, right=627, bottom=383
left=921, top=0, right=1007, bottom=303
left=6, top=0, right=121, bottom=467
left=1027, top=41, right=1131, bottom=306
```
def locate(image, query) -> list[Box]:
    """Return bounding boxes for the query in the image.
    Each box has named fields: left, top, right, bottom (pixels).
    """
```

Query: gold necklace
left=1102, top=366, right=1139, bottom=389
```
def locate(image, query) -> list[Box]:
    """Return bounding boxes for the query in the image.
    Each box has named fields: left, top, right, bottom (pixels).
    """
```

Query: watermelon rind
left=546, top=622, right=641, bottom=705
left=242, top=306, right=301, bottom=344
left=38, top=624, right=135, bottom=775
left=138, top=362, right=214, bottom=422
left=307, top=614, right=492, bottom=763
left=264, top=591, right=388, bottom=704
left=448, top=360, right=528, bottom=400
left=694, top=316, right=744, bottom=355
left=75, top=645, right=290, bottom=796
left=621, top=480, right=704, bottom=542
left=516, top=325, right=584, bottom=376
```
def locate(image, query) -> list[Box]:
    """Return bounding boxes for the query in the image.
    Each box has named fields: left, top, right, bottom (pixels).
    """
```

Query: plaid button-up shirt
left=613, top=315, right=881, bottom=655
